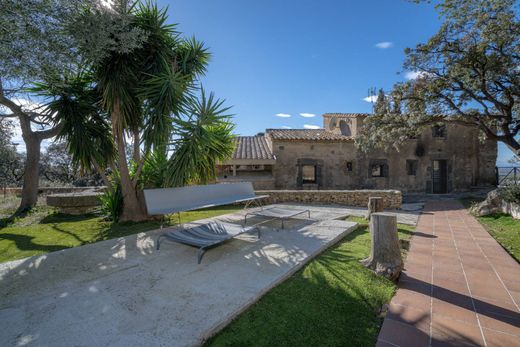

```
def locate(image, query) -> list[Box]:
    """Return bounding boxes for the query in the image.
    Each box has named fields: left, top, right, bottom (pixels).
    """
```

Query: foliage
left=0, top=0, right=111, bottom=211
left=502, top=185, right=520, bottom=204
left=0, top=0, right=87, bottom=81
left=0, top=120, right=24, bottom=187
left=63, top=1, right=234, bottom=221
left=357, top=0, right=520, bottom=155
left=139, top=150, right=170, bottom=188
left=29, top=71, right=115, bottom=171
left=167, top=90, right=236, bottom=187
left=39, top=142, right=79, bottom=184
left=99, top=184, right=124, bottom=222
left=0, top=201, right=241, bottom=264
left=206, top=217, right=414, bottom=347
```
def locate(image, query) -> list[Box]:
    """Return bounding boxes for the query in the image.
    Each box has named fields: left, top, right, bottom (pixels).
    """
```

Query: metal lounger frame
left=156, top=222, right=261, bottom=264
left=243, top=207, right=311, bottom=229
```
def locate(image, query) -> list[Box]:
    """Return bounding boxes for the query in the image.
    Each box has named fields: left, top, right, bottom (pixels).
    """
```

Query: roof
left=266, top=129, right=353, bottom=142
left=232, top=135, right=275, bottom=160
left=322, top=113, right=370, bottom=118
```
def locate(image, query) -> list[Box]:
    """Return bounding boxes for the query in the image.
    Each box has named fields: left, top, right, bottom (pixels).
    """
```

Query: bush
left=99, top=184, right=123, bottom=222
left=502, top=185, right=520, bottom=204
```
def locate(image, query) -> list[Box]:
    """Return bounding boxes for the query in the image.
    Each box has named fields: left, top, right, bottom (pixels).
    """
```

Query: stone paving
left=377, top=200, right=520, bottom=347
left=0, top=204, right=356, bottom=347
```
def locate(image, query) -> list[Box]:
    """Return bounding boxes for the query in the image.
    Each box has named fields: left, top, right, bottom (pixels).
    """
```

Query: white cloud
left=281, top=125, right=292, bottom=129
left=275, top=113, right=291, bottom=118
left=299, top=113, right=316, bottom=118
left=363, top=95, right=378, bottom=103
left=375, top=42, right=393, bottom=49
left=404, top=70, right=430, bottom=80
left=304, top=124, right=320, bottom=129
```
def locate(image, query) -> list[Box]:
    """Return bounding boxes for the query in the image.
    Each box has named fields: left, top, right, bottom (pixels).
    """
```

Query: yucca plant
left=99, top=182, right=123, bottom=222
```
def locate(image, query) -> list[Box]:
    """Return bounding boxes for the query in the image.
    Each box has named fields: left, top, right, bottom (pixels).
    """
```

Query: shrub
left=99, top=183, right=123, bottom=222
left=502, top=185, right=520, bottom=205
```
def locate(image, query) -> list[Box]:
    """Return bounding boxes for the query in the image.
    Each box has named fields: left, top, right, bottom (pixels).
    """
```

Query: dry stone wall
left=255, top=189, right=402, bottom=209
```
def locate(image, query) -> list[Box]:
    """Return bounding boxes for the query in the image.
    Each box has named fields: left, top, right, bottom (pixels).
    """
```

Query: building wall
left=270, top=124, right=497, bottom=193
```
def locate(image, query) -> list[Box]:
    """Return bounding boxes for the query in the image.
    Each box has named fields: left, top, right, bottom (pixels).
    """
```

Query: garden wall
left=3, top=186, right=104, bottom=196
left=255, top=190, right=402, bottom=209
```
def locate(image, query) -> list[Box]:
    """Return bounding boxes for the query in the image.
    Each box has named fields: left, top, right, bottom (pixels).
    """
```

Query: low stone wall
left=3, top=186, right=105, bottom=196
left=255, top=190, right=402, bottom=209
left=47, top=192, right=103, bottom=215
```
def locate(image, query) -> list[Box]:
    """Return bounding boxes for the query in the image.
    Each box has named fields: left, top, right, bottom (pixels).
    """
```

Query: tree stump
left=361, top=213, right=403, bottom=281
left=366, top=197, right=384, bottom=220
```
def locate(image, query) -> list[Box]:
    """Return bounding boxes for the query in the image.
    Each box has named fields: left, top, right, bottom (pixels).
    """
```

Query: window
left=432, top=125, right=446, bottom=138
left=371, top=165, right=385, bottom=177
left=346, top=161, right=353, bottom=172
left=302, top=165, right=316, bottom=183
left=369, top=159, right=388, bottom=178
left=339, top=120, right=352, bottom=136
left=406, top=160, right=418, bottom=176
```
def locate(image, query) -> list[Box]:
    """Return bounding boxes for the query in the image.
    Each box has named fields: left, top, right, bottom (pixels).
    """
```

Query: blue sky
left=159, top=0, right=518, bottom=165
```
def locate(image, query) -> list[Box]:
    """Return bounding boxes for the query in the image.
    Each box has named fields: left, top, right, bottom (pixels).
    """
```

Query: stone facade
left=256, top=189, right=402, bottom=209
left=218, top=113, right=497, bottom=194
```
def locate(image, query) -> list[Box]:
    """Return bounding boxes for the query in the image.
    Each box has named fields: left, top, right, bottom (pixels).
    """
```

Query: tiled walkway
left=377, top=200, right=520, bottom=347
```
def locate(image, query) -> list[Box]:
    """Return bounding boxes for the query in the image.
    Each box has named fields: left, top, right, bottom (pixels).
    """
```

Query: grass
left=205, top=217, right=414, bottom=347
left=461, top=197, right=520, bottom=263
left=0, top=197, right=241, bottom=264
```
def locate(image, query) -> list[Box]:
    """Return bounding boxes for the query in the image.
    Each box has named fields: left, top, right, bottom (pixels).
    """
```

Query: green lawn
left=205, top=217, right=414, bottom=347
left=461, top=198, right=520, bottom=263
left=0, top=199, right=240, bottom=264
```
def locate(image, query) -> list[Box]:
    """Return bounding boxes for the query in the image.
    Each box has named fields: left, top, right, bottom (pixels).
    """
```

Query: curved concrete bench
left=46, top=191, right=102, bottom=215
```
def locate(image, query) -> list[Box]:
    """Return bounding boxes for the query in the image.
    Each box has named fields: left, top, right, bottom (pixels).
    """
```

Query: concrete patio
left=0, top=204, right=356, bottom=347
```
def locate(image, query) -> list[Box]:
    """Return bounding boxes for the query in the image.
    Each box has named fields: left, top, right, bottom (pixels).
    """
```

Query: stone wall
left=255, top=189, right=402, bottom=209
left=269, top=123, right=497, bottom=193
left=3, top=186, right=104, bottom=196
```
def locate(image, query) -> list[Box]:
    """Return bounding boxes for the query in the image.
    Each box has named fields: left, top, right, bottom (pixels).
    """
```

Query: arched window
left=339, top=120, right=351, bottom=136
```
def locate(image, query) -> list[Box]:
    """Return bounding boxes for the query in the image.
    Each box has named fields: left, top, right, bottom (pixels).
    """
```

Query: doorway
left=432, top=160, right=448, bottom=194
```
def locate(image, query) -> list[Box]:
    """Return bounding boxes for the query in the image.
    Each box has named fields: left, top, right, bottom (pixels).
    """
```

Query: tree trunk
left=361, top=213, right=403, bottom=281
left=17, top=134, right=41, bottom=213
left=112, top=105, right=149, bottom=222
left=366, top=196, right=384, bottom=220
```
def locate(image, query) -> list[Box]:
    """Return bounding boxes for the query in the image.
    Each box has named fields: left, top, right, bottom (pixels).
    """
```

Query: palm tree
left=46, top=1, right=233, bottom=221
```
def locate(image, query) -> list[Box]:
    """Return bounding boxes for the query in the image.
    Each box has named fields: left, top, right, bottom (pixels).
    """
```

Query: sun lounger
left=156, top=221, right=260, bottom=264
left=244, top=206, right=311, bottom=229
left=143, top=182, right=268, bottom=263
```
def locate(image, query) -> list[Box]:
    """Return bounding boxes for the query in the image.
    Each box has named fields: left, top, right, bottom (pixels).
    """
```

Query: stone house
left=217, top=113, right=497, bottom=193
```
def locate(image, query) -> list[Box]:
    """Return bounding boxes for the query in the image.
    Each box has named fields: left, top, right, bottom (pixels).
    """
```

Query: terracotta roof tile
left=322, top=113, right=370, bottom=118
left=232, top=135, right=275, bottom=160
left=266, top=129, right=353, bottom=142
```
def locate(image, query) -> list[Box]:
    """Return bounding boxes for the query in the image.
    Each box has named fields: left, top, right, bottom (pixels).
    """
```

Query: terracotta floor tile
left=432, top=299, right=479, bottom=325
left=482, top=328, right=520, bottom=347
left=378, top=318, right=430, bottom=347
left=387, top=304, right=431, bottom=330
left=470, top=285, right=513, bottom=303
left=375, top=339, right=399, bottom=347
left=431, top=315, right=485, bottom=347
left=392, top=289, right=432, bottom=311
left=400, top=270, right=432, bottom=283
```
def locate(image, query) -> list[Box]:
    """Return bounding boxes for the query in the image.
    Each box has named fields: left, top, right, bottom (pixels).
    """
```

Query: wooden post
left=361, top=213, right=403, bottom=281
left=366, top=196, right=384, bottom=220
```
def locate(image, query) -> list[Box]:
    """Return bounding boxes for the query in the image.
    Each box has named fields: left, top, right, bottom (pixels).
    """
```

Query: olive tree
left=358, top=0, right=520, bottom=155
